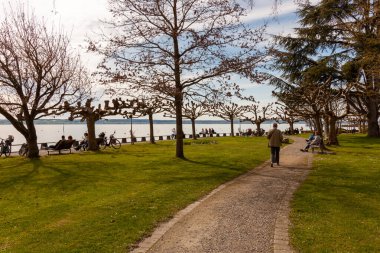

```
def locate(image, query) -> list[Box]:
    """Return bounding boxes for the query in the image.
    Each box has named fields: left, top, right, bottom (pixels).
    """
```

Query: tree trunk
left=175, top=94, right=184, bottom=158
left=314, top=116, right=323, bottom=135
left=230, top=117, right=235, bottom=136
left=173, top=2, right=184, bottom=158
left=255, top=122, right=261, bottom=134
left=323, top=115, right=330, bottom=138
left=191, top=118, right=197, bottom=140
left=288, top=121, right=294, bottom=134
left=314, top=115, right=326, bottom=149
left=148, top=113, right=155, bottom=144
left=327, top=117, right=339, bottom=145
left=25, top=122, right=39, bottom=158
left=86, top=115, right=98, bottom=151
left=366, top=98, right=380, bottom=137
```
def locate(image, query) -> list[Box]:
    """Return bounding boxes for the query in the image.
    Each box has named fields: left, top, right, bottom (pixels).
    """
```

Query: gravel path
left=132, top=137, right=312, bottom=253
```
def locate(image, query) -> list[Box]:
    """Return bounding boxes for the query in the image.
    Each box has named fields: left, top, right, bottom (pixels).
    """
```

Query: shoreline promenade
left=132, top=137, right=312, bottom=253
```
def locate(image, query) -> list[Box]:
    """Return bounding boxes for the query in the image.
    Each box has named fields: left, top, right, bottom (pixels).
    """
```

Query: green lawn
left=290, top=134, right=380, bottom=252
left=0, top=137, right=268, bottom=252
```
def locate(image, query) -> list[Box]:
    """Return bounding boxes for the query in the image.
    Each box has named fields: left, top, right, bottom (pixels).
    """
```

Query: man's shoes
left=270, top=163, right=273, bottom=167
left=300, top=149, right=308, bottom=152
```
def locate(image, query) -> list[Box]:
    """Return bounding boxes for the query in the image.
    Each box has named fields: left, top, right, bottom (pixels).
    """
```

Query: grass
left=0, top=137, right=269, bottom=252
left=290, top=134, right=380, bottom=252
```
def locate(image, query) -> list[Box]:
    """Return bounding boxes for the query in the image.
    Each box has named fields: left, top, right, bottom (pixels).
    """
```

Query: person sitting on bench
left=49, top=135, right=65, bottom=149
left=75, top=133, right=89, bottom=151
left=301, top=131, right=321, bottom=152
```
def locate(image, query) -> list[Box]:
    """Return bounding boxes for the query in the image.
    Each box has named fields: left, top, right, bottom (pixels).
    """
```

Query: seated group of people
left=241, top=128, right=265, bottom=137
left=300, top=131, right=322, bottom=152
left=48, top=133, right=89, bottom=151
left=48, top=135, right=74, bottom=150
left=283, top=128, right=301, bottom=135
left=200, top=128, right=216, bottom=135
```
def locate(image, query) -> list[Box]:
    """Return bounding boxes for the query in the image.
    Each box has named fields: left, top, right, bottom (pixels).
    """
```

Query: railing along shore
left=7, top=132, right=247, bottom=155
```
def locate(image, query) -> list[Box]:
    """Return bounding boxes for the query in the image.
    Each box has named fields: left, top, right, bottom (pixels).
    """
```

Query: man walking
left=267, top=123, right=283, bottom=167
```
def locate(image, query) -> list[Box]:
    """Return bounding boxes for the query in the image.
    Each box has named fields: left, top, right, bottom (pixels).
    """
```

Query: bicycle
left=98, top=131, right=121, bottom=149
left=0, top=135, right=14, bottom=157
left=19, top=143, right=29, bottom=156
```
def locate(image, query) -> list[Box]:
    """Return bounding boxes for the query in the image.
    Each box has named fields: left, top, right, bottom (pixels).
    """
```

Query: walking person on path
left=267, top=123, right=283, bottom=167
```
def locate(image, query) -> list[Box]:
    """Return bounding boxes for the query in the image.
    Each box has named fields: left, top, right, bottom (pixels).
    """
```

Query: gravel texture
left=132, top=137, right=312, bottom=253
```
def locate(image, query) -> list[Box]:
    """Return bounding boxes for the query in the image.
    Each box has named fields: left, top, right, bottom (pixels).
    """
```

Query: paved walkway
left=131, top=137, right=313, bottom=253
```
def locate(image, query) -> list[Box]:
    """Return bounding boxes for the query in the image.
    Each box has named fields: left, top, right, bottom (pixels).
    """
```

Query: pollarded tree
left=242, top=100, right=273, bottom=135
left=273, top=102, right=301, bottom=135
left=89, top=0, right=266, bottom=158
left=63, top=98, right=128, bottom=151
left=130, top=96, right=166, bottom=144
left=165, top=97, right=210, bottom=140
left=211, top=102, right=247, bottom=137
left=0, top=4, right=90, bottom=158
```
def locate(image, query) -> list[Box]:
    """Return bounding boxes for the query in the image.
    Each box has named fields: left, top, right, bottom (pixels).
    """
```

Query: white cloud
left=0, top=0, right=312, bottom=108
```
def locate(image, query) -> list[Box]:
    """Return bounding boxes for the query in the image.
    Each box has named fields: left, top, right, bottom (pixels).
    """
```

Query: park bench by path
left=46, top=140, right=75, bottom=155
left=310, top=142, right=324, bottom=153
left=310, top=138, right=327, bottom=154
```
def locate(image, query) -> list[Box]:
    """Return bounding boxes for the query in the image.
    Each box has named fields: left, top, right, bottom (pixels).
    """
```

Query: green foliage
left=0, top=137, right=268, bottom=252
left=290, top=134, right=380, bottom=252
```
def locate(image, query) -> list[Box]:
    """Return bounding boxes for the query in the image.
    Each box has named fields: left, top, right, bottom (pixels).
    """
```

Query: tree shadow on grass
left=0, top=158, right=116, bottom=192
left=180, top=157, right=253, bottom=172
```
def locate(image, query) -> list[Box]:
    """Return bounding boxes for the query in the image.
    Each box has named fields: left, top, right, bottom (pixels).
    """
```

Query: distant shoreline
left=0, top=119, right=290, bottom=125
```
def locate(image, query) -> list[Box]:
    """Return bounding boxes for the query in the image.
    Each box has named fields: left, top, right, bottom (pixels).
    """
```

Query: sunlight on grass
left=290, top=134, right=380, bottom=252
left=0, top=137, right=268, bottom=252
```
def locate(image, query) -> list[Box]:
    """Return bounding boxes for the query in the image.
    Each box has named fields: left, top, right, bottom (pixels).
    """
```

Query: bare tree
left=211, top=102, right=247, bottom=137
left=130, top=96, right=166, bottom=144
left=273, top=102, right=301, bottom=135
left=165, top=97, right=210, bottom=140
left=242, top=100, right=273, bottom=135
left=323, top=97, right=348, bottom=145
left=63, top=98, right=128, bottom=150
left=89, top=0, right=266, bottom=158
left=0, top=4, right=90, bottom=158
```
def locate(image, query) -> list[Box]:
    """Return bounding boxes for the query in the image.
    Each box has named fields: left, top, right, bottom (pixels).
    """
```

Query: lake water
left=0, top=120, right=308, bottom=145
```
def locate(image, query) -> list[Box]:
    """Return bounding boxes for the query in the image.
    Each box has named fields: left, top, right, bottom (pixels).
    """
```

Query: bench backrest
left=55, top=140, right=74, bottom=150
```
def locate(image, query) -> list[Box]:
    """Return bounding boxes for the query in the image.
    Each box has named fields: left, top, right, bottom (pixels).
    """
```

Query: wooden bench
left=310, top=141, right=324, bottom=153
left=47, top=140, right=75, bottom=155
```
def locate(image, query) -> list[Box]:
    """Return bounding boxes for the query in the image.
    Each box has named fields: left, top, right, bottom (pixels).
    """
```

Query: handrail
left=7, top=133, right=236, bottom=154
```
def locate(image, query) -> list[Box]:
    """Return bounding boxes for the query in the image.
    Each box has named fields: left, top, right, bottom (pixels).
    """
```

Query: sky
left=0, top=0, right=311, bottom=117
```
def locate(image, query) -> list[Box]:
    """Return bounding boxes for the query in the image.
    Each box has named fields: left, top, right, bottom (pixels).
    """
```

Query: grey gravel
left=134, top=137, right=312, bottom=253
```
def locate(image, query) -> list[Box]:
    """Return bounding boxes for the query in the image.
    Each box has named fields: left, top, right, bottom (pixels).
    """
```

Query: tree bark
left=288, top=121, right=294, bottom=134
left=366, top=98, right=380, bottom=137
left=323, top=115, right=330, bottom=138
left=173, top=1, right=185, bottom=158
left=314, top=116, right=323, bottom=135
left=86, top=116, right=98, bottom=151
left=230, top=117, right=235, bottom=136
left=25, top=120, right=39, bottom=158
left=327, top=117, right=339, bottom=145
left=191, top=118, right=197, bottom=140
left=255, top=122, right=261, bottom=134
left=148, top=113, right=155, bottom=144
